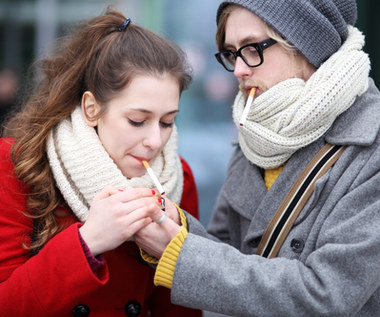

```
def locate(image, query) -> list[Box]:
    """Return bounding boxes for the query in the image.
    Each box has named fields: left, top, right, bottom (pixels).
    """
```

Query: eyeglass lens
left=219, top=45, right=261, bottom=71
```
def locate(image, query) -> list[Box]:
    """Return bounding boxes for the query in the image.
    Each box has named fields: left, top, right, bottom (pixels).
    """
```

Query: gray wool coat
left=171, top=79, right=380, bottom=317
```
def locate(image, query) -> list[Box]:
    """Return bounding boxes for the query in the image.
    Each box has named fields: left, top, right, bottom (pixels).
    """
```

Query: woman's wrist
left=78, top=228, right=105, bottom=273
left=79, top=225, right=101, bottom=257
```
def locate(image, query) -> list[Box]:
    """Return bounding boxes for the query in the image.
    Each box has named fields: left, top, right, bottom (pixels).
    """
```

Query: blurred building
left=0, top=0, right=379, bottom=228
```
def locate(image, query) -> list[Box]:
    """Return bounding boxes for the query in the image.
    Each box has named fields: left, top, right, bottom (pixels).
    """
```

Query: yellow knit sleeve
left=154, top=225, right=188, bottom=288
left=139, top=204, right=188, bottom=264
left=139, top=248, right=159, bottom=264
left=176, top=203, right=188, bottom=230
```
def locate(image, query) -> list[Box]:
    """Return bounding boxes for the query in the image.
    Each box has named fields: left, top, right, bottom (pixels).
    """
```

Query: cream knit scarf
left=233, top=26, right=370, bottom=169
left=47, top=107, right=183, bottom=222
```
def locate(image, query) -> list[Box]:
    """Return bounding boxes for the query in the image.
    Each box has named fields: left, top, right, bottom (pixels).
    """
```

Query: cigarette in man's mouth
left=240, top=87, right=256, bottom=126
left=142, top=160, right=165, bottom=195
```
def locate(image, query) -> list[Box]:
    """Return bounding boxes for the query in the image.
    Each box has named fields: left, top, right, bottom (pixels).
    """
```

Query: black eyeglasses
left=215, top=38, right=277, bottom=72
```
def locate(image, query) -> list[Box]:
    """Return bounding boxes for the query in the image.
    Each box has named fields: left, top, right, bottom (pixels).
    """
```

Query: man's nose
left=233, top=56, right=252, bottom=79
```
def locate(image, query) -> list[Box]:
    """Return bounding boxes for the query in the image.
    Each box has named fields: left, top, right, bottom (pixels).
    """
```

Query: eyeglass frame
left=215, top=38, right=277, bottom=72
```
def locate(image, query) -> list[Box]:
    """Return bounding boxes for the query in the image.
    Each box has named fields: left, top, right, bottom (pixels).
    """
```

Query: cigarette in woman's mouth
left=142, top=160, right=165, bottom=195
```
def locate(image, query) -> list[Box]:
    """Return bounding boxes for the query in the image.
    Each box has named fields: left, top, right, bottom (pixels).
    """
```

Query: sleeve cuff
left=176, top=203, right=189, bottom=230
left=153, top=225, right=188, bottom=288
left=139, top=248, right=159, bottom=264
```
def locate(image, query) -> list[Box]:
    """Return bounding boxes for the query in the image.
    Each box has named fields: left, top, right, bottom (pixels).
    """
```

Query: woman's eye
left=128, top=118, right=174, bottom=128
left=128, top=119, right=144, bottom=127
left=160, top=121, right=174, bottom=128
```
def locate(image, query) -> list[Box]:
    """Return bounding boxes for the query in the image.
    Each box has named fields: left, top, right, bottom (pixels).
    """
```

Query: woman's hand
left=79, top=186, right=161, bottom=256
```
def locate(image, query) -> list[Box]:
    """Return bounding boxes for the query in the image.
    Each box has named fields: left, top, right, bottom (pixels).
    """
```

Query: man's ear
left=81, top=91, right=101, bottom=127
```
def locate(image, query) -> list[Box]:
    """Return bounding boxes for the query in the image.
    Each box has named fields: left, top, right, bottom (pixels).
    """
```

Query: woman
left=0, top=9, right=202, bottom=317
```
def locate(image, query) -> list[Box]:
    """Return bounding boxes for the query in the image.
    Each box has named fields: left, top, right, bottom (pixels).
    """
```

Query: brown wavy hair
left=2, top=8, right=192, bottom=253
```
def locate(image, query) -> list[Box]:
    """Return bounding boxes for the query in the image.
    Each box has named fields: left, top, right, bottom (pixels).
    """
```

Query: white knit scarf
left=47, top=107, right=183, bottom=222
left=233, top=26, right=370, bottom=169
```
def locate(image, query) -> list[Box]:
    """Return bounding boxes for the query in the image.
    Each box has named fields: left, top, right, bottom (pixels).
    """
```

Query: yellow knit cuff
left=139, top=248, right=159, bottom=264
left=139, top=205, right=187, bottom=265
left=175, top=203, right=188, bottom=230
left=154, top=225, right=188, bottom=288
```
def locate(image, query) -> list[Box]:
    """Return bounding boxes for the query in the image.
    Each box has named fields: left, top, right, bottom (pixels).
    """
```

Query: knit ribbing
left=154, top=226, right=188, bottom=288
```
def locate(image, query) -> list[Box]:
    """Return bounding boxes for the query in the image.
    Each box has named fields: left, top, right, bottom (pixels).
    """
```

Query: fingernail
left=157, top=197, right=162, bottom=204
left=118, top=188, right=124, bottom=192
left=151, top=189, right=156, bottom=195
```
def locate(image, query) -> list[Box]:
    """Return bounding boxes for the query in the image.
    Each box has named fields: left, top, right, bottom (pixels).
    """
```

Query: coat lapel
left=242, top=139, right=325, bottom=247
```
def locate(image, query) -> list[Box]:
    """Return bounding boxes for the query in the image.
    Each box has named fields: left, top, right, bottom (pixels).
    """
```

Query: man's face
left=224, top=6, right=316, bottom=98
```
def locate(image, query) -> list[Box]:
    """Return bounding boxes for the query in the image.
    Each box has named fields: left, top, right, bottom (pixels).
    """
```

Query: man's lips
left=245, top=85, right=257, bottom=92
left=242, top=85, right=258, bottom=97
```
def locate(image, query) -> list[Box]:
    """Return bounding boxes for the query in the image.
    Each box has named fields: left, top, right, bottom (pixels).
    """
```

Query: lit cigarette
left=240, top=87, right=256, bottom=126
left=142, top=160, right=165, bottom=195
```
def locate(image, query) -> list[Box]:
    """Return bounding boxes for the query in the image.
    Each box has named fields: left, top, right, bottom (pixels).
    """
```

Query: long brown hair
left=2, top=9, right=192, bottom=253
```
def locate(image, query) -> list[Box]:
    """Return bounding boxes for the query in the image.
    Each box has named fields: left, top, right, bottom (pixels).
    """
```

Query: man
left=136, top=1, right=380, bottom=316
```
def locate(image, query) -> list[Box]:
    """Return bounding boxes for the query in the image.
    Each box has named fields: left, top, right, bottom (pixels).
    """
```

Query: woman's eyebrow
left=128, top=108, right=179, bottom=115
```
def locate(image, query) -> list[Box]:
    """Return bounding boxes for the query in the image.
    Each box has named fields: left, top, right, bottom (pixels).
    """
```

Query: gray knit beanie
left=216, top=0, right=357, bottom=68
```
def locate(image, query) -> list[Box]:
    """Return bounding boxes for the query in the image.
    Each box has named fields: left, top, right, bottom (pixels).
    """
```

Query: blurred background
left=0, top=0, right=379, bottom=234
left=0, top=1, right=379, bottom=316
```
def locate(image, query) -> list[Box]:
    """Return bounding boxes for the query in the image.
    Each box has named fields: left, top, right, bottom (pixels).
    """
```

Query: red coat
left=0, top=138, right=202, bottom=317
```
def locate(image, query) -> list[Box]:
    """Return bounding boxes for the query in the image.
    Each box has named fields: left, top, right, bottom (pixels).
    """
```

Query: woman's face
left=82, top=74, right=180, bottom=178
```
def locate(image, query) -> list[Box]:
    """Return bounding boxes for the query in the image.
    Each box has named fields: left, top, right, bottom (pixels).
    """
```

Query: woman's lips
left=133, top=156, right=151, bottom=164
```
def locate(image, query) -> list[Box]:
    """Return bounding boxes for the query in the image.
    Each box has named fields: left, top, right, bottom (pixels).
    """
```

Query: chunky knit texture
left=233, top=26, right=370, bottom=169
left=216, top=0, right=357, bottom=67
left=47, top=107, right=183, bottom=222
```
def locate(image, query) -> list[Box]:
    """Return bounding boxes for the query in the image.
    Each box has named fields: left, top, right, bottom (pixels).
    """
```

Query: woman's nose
left=143, top=126, right=163, bottom=150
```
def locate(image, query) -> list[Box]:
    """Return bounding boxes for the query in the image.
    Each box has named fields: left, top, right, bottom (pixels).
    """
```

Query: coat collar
left=326, top=78, right=380, bottom=146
